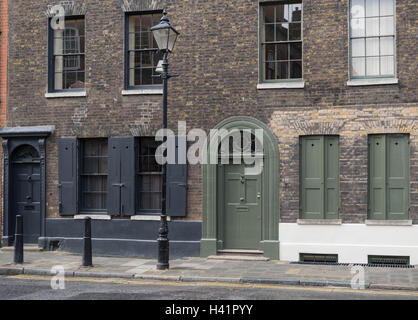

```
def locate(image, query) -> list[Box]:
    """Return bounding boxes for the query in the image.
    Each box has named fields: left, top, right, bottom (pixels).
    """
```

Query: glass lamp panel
left=366, top=37, right=379, bottom=56
left=152, top=28, right=170, bottom=50
left=366, top=56, right=380, bottom=76
left=380, top=17, right=394, bottom=36
left=167, top=28, right=179, bottom=52
left=380, top=56, right=394, bottom=75
left=352, top=38, right=365, bottom=57
left=351, top=0, right=365, bottom=18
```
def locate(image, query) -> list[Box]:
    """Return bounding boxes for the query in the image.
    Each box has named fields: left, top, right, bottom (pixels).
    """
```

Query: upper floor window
left=260, top=2, right=303, bottom=82
left=48, top=17, right=85, bottom=92
left=125, top=12, right=163, bottom=89
left=350, top=0, right=396, bottom=79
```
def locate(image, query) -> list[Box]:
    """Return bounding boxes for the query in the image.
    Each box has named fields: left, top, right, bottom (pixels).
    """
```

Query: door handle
left=257, top=192, right=261, bottom=199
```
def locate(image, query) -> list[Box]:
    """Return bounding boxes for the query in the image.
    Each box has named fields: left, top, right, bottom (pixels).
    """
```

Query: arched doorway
left=10, top=145, right=41, bottom=243
left=201, top=117, right=280, bottom=259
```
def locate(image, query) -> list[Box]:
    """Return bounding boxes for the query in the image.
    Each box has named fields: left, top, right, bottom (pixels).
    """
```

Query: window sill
left=257, top=81, right=305, bottom=90
left=365, top=220, right=412, bottom=226
left=122, top=88, right=163, bottom=95
left=45, top=91, right=87, bottom=98
left=297, top=219, right=342, bottom=225
left=347, top=78, right=398, bottom=87
left=131, top=215, right=171, bottom=221
left=74, top=214, right=111, bottom=221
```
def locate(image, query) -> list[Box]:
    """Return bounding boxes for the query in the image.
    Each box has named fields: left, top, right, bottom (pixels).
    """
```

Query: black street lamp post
left=151, top=9, right=179, bottom=271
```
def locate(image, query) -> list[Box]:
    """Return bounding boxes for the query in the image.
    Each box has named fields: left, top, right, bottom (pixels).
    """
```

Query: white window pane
left=380, top=56, right=394, bottom=75
left=380, top=16, right=394, bottom=36
left=380, top=37, right=394, bottom=55
left=352, top=57, right=366, bottom=77
left=380, top=0, right=394, bottom=16
left=352, top=38, right=365, bottom=57
left=351, top=18, right=365, bottom=37
left=366, top=0, right=379, bottom=17
left=366, top=37, right=379, bottom=56
left=366, top=17, right=379, bottom=37
left=351, top=0, right=365, bottom=18
left=366, top=56, right=380, bottom=76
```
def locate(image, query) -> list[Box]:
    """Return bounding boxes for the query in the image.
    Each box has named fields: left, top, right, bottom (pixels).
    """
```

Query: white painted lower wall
left=279, top=223, right=418, bottom=265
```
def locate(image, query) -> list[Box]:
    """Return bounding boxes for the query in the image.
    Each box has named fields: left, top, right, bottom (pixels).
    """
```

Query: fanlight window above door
left=12, top=145, right=40, bottom=162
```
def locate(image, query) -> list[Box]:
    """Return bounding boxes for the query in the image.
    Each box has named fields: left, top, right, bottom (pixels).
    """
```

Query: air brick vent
left=368, top=255, right=410, bottom=266
left=299, top=253, right=338, bottom=264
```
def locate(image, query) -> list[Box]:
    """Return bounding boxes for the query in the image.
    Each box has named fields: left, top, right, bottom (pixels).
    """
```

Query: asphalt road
left=1, top=275, right=418, bottom=301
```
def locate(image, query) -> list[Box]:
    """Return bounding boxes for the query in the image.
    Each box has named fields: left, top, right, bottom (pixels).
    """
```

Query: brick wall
left=5, top=0, right=418, bottom=224
left=0, top=0, right=8, bottom=242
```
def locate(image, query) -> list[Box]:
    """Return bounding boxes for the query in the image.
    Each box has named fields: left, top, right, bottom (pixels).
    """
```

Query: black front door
left=11, top=146, right=41, bottom=243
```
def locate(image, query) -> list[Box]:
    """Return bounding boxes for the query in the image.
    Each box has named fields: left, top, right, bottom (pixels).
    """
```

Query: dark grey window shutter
left=166, top=136, right=188, bottom=217
left=58, top=138, right=78, bottom=215
left=107, top=138, right=135, bottom=216
left=120, top=138, right=135, bottom=216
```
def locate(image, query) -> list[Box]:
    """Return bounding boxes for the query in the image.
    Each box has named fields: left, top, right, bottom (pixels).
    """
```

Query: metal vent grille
left=368, top=255, right=410, bottom=266
left=299, top=253, right=338, bottom=264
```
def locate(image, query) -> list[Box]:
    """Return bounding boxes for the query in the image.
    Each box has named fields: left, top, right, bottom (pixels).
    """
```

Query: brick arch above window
left=45, top=2, right=86, bottom=18
left=121, top=0, right=167, bottom=12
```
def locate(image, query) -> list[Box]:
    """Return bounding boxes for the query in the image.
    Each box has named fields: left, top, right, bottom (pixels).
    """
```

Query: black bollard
left=82, top=217, right=93, bottom=267
left=14, top=215, right=24, bottom=264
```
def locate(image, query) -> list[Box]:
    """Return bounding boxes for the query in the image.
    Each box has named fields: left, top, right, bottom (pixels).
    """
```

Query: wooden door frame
left=201, top=117, right=280, bottom=260
left=0, top=126, right=54, bottom=247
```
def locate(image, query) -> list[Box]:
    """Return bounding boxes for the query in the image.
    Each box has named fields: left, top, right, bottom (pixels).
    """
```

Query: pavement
left=1, top=246, right=418, bottom=292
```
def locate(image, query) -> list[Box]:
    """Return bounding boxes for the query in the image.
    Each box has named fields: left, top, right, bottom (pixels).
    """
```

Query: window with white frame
left=350, top=0, right=396, bottom=78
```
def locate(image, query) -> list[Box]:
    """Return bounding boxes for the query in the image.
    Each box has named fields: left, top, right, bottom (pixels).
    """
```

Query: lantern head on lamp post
left=151, top=9, right=179, bottom=54
left=151, top=9, right=179, bottom=271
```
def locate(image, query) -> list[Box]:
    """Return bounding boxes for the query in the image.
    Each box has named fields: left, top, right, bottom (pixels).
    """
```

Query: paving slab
left=0, top=248, right=418, bottom=291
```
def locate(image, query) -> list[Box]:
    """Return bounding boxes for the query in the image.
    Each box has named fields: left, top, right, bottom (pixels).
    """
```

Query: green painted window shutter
left=368, top=135, right=386, bottom=220
left=369, top=134, right=410, bottom=220
left=324, top=136, right=340, bottom=219
left=300, top=136, right=339, bottom=219
left=387, top=135, right=409, bottom=220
